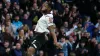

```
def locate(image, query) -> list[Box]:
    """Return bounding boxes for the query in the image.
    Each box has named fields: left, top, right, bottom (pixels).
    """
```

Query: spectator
left=63, top=21, right=70, bottom=32
left=84, top=16, right=95, bottom=38
left=38, top=50, right=44, bottom=56
left=31, top=3, right=38, bottom=11
left=29, top=30, right=34, bottom=37
left=12, top=5, right=20, bottom=16
left=89, top=38, right=98, bottom=56
left=68, top=17, right=74, bottom=28
left=2, top=26, right=14, bottom=45
left=95, top=19, right=100, bottom=28
left=76, top=41, right=89, bottom=56
left=69, top=5, right=78, bottom=18
left=58, top=37, right=71, bottom=56
left=96, top=25, right=100, bottom=43
left=84, top=16, right=91, bottom=25
left=65, top=24, right=77, bottom=36
left=68, top=36, right=75, bottom=51
left=60, top=27, right=66, bottom=37
left=53, top=10, right=62, bottom=29
left=11, top=42, right=26, bottom=56
left=21, top=14, right=32, bottom=29
left=14, top=29, right=25, bottom=45
left=63, top=7, right=69, bottom=22
left=12, top=15, right=23, bottom=35
left=93, top=28, right=99, bottom=37
left=5, top=19, right=14, bottom=37
left=74, top=23, right=86, bottom=33
left=23, top=30, right=34, bottom=51
left=5, top=1, right=11, bottom=13
left=54, top=0, right=64, bottom=11
left=3, top=41, right=11, bottom=56
left=19, top=9, right=24, bottom=17
left=0, top=41, right=11, bottom=56
left=81, top=32, right=90, bottom=44
left=74, top=23, right=86, bottom=40
left=74, top=24, right=86, bottom=34
left=5, top=14, right=11, bottom=20
left=22, top=24, right=29, bottom=34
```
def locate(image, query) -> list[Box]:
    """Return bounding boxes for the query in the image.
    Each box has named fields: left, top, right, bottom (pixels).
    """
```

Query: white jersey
left=34, top=14, right=54, bottom=34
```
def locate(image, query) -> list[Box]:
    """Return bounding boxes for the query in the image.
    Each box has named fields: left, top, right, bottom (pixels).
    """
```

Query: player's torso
left=34, top=15, right=49, bottom=33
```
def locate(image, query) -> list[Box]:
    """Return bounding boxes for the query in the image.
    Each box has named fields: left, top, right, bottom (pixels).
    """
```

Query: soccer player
left=27, top=3, right=60, bottom=56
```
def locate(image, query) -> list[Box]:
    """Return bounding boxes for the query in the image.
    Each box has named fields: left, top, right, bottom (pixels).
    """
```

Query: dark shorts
left=30, top=33, right=46, bottom=50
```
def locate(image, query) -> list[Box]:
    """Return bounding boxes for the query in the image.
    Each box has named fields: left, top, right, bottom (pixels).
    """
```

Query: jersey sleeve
left=46, top=16, right=54, bottom=26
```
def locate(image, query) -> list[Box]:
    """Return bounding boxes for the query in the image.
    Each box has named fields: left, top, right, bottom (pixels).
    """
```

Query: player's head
left=41, top=2, right=51, bottom=14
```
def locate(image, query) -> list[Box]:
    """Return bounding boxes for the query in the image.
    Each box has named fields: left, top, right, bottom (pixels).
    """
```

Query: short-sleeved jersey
left=34, top=14, right=54, bottom=33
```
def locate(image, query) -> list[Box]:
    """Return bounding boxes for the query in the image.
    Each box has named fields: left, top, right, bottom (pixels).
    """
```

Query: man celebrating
left=27, top=2, right=60, bottom=56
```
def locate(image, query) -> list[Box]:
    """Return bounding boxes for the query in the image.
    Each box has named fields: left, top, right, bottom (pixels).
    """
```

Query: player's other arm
left=48, top=25, right=62, bottom=48
left=46, top=16, right=57, bottom=44
left=48, top=25, right=57, bottom=44
left=46, top=17, right=61, bottom=48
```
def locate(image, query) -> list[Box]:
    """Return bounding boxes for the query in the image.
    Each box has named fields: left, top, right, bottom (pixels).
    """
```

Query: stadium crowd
left=0, top=0, right=100, bottom=56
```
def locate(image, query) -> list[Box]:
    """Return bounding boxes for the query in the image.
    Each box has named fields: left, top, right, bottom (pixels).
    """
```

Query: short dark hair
left=3, top=40, right=9, bottom=44
left=14, top=14, right=19, bottom=18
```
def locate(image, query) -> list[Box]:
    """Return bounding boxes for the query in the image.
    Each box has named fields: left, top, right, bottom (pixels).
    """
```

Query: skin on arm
left=48, top=25, right=57, bottom=43
left=48, top=25, right=61, bottom=48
